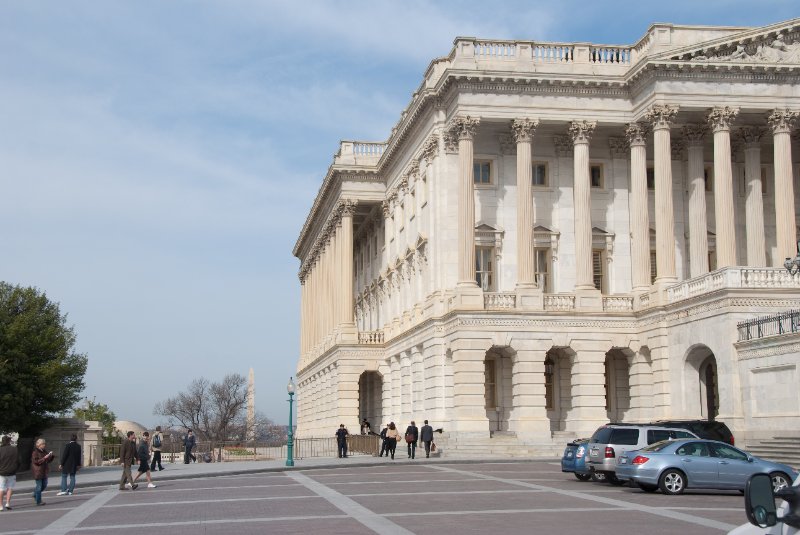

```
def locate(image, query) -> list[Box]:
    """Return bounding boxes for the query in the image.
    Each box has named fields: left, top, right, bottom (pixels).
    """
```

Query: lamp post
left=286, top=377, right=295, bottom=467
left=784, top=240, right=800, bottom=276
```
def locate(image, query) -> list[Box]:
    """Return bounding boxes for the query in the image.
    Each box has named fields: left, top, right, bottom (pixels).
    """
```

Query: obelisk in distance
left=247, top=368, right=255, bottom=441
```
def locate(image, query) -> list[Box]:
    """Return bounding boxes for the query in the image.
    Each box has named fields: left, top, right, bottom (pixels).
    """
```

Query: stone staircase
left=744, top=436, right=800, bottom=471
left=433, top=430, right=569, bottom=459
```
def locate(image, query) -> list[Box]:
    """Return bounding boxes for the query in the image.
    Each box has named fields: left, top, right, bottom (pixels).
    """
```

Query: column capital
left=420, top=133, right=439, bottom=163
left=671, top=137, right=687, bottom=161
left=738, top=126, right=765, bottom=148
left=767, top=108, right=799, bottom=135
left=707, top=106, right=740, bottom=133
left=624, top=122, right=649, bottom=147
left=554, top=135, right=573, bottom=157
left=682, top=124, right=708, bottom=147
left=608, top=136, right=628, bottom=158
left=447, top=115, right=481, bottom=141
left=406, top=159, right=420, bottom=179
left=338, top=198, right=357, bottom=217
left=644, top=104, right=678, bottom=130
left=568, top=120, right=596, bottom=145
left=511, top=117, right=539, bottom=143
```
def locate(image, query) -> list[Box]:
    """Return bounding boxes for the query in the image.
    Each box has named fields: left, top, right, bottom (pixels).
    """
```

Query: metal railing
left=738, top=310, right=800, bottom=341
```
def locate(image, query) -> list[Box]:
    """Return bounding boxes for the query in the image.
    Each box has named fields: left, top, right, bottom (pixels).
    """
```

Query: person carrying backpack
left=150, top=426, right=164, bottom=471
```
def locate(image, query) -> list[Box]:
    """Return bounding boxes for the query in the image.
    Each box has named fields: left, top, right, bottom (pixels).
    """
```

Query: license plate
left=591, top=448, right=599, bottom=456
left=619, top=458, right=628, bottom=464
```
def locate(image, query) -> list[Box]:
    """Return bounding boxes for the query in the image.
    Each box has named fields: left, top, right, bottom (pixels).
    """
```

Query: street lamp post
left=286, top=377, right=295, bottom=467
left=784, top=240, right=800, bottom=276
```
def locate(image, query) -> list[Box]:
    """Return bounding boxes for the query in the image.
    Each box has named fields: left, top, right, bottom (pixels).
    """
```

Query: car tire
left=591, top=472, right=607, bottom=483
left=770, top=472, right=792, bottom=492
left=574, top=473, right=592, bottom=482
left=638, top=483, right=658, bottom=493
left=658, top=469, right=686, bottom=495
left=607, top=473, right=627, bottom=486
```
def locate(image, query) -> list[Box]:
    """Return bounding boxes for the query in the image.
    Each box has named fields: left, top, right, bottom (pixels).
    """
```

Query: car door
left=674, top=441, right=718, bottom=487
left=710, top=443, right=752, bottom=489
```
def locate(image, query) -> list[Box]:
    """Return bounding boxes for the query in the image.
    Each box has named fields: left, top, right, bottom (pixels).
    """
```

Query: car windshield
left=639, top=440, right=673, bottom=452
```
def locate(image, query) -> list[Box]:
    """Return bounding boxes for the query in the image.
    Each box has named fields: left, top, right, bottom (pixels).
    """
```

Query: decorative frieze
left=688, top=32, right=800, bottom=63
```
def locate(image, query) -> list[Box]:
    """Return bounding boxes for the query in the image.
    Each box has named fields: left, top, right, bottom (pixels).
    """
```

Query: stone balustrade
left=334, top=141, right=387, bottom=165
left=458, top=38, right=634, bottom=70
left=666, top=267, right=800, bottom=304
left=544, top=294, right=576, bottom=311
left=602, top=296, right=634, bottom=311
left=484, top=292, right=516, bottom=309
left=358, top=331, right=385, bottom=344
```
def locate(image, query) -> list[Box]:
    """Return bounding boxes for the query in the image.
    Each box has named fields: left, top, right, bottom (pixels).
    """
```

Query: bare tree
left=154, top=374, right=248, bottom=445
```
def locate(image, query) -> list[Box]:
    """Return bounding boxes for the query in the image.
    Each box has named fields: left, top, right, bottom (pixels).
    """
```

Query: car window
left=590, top=427, right=612, bottom=443
left=640, top=440, right=672, bottom=452
left=710, top=443, right=748, bottom=461
left=647, top=429, right=671, bottom=444
left=674, top=431, right=695, bottom=439
left=675, top=442, right=710, bottom=457
left=609, top=428, right=639, bottom=445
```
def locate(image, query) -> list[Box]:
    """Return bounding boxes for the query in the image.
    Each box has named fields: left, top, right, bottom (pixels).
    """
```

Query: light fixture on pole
left=286, top=377, right=296, bottom=467
left=784, top=240, right=800, bottom=276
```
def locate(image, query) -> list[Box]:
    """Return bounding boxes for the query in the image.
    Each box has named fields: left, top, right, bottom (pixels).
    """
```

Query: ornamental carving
left=511, top=118, right=539, bottom=143
left=767, top=109, right=799, bottom=134
left=381, top=199, right=392, bottom=219
left=446, top=115, right=481, bottom=142
left=406, top=159, right=420, bottom=179
left=608, top=137, right=628, bottom=158
left=420, top=134, right=439, bottom=163
left=339, top=198, right=358, bottom=217
left=690, top=32, right=800, bottom=64
left=553, top=135, right=573, bottom=157
left=671, top=137, right=687, bottom=161
left=707, top=106, right=739, bottom=133
left=624, top=123, right=648, bottom=147
left=568, top=120, right=596, bottom=144
left=682, top=124, right=708, bottom=147
left=443, top=131, right=459, bottom=154
left=644, top=104, right=679, bottom=130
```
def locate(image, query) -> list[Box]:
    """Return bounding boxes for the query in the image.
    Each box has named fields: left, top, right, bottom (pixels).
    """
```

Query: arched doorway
left=358, top=371, right=383, bottom=430
left=604, top=349, right=631, bottom=423
left=684, top=345, right=719, bottom=420
left=700, top=356, right=719, bottom=421
left=485, top=348, right=512, bottom=432
left=545, top=348, right=573, bottom=433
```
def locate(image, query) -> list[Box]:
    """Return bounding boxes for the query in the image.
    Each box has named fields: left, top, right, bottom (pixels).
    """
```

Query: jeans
left=150, top=451, right=163, bottom=471
left=60, top=472, right=76, bottom=493
left=407, top=441, right=417, bottom=458
left=337, top=441, right=348, bottom=458
left=34, top=478, right=48, bottom=504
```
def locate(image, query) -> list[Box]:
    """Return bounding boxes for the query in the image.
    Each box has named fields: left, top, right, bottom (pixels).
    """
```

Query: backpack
left=153, top=434, right=162, bottom=448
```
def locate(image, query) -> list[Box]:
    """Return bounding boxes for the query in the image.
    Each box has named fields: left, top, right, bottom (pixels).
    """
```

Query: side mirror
left=745, top=473, right=777, bottom=528
left=747, top=456, right=755, bottom=463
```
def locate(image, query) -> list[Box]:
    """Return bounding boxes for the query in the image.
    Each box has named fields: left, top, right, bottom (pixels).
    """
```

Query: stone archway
left=700, top=356, right=719, bottom=421
left=358, top=371, right=383, bottom=429
left=684, top=345, right=719, bottom=420
left=545, top=347, right=574, bottom=433
left=484, top=347, right=513, bottom=432
left=604, top=349, right=631, bottom=423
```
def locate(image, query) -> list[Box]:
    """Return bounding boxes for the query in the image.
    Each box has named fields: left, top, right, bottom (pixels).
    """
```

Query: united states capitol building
left=292, top=18, right=800, bottom=453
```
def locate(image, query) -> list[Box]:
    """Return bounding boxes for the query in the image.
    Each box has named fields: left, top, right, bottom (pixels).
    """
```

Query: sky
left=1, top=1, right=797, bottom=428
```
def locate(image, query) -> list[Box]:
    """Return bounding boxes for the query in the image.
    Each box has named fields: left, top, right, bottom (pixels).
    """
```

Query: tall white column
left=708, top=106, right=739, bottom=268
left=569, top=120, right=597, bottom=290
left=339, top=200, right=356, bottom=329
left=684, top=124, right=710, bottom=277
left=626, top=123, right=651, bottom=291
left=740, top=127, right=767, bottom=267
left=450, top=116, right=481, bottom=287
left=512, top=118, right=539, bottom=289
left=767, top=109, right=799, bottom=265
left=645, top=104, right=679, bottom=284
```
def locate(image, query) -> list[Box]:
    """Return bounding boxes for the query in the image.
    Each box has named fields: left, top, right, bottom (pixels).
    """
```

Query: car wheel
left=591, top=472, right=607, bottom=483
left=607, top=474, right=627, bottom=486
left=638, top=483, right=658, bottom=493
left=770, top=472, right=792, bottom=492
left=659, top=469, right=686, bottom=495
left=575, top=473, right=592, bottom=482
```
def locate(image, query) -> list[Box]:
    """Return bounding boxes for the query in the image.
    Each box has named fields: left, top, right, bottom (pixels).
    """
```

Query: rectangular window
left=473, top=161, right=491, bottom=184
left=484, top=360, right=496, bottom=409
left=533, top=162, right=548, bottom=186
left=650, top=250, right=657, bottom=284
left=592, top=249, right=605, bottom=293
left=590, top=164, right=604, bottom=188
left=534, top=248, right=551, bottom=293
left=475, top=247, right=494, bottom=291
left=646, top=167, right=655, bottom=190
left=704, top=166, right=714, bottom=192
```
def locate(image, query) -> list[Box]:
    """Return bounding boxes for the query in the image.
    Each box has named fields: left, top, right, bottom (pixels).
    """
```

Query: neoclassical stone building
left=293, top=18, right=800, bottom=451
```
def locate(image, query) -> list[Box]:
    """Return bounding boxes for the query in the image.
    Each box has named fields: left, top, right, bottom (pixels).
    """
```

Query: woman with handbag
left=385, top=422, right=400, bottom=460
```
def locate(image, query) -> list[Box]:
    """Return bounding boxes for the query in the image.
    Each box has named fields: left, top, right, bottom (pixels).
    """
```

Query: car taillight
left=632, top=455, right=649, bottom=465
left=730, top=436, right=735, bottom=446
left=605, top=447, right=615, bottom=458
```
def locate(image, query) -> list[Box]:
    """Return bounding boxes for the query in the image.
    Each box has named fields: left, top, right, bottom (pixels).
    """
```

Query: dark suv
left=650, top=420, right=734, bottom=445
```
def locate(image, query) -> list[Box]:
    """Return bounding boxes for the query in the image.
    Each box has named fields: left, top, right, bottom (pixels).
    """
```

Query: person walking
left=385, top=422, right=400, bottom=460
left=119, top=431, right=138, bottom=491
left=378, top=423, right=389, bottom=457
left=56, top=434, right=81, bottom=496
left=0, top=436, right=19, bottom=511
left=31, top=438, right=54, bottom=506
left=132, top=433, right=157, bottom=489
left=335, top=424, right=349, bottom=458
left=405, top=421, right=419, bottom=459
left=183, top=430, right=196, bottom=464
left=150, top=426, right=164, bottom=471
left=420, top=420, right=434, bottom=458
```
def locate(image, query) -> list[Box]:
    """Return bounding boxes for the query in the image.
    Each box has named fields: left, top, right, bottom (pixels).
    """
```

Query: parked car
left=587, top=424, right=699, bottom=484
left=651, top=419, right=735, bottom=445
left=562, top=438, right=593, bottom=481
left=727, top=473, right=800, bottom=534
left=615, top=439, right=797, bottom=495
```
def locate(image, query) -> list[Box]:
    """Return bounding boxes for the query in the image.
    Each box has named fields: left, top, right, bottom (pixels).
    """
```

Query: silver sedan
left=615, top=439, right=797, bottom=495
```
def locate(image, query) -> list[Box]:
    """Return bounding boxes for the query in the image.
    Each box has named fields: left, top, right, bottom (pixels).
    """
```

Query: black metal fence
left=737, top=309, right=800, bottom=341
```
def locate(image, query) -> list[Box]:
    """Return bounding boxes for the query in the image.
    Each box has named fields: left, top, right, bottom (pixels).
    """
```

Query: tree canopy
left=0, top=282, right=88, bottom=436
left=73, top=398, right=116, bottom=437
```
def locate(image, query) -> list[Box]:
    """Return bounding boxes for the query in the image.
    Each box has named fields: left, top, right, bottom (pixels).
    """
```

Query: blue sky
left=1, top=1, right=796, bottom=427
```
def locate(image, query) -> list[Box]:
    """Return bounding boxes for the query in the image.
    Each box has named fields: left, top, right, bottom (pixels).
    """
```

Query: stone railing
left=358, top=331, right=385, bottom=344
left=352, top=142, right=386, bottom=156
left=532, top=44, right=574, bottom=63
left=484, top=292, right=516, bottom=309
left=666, top=267, right=800, bottom=304
left=459, top=38, right=634, bottom=69
left=335, top=141, right=387, bottom=165
left=474, top=41, right=516, bottom=58
left=603, top=296, right=634, bottom=312
left=544, top=294, right=575, bottom=311
left=589, top=46, right=632, bottom=64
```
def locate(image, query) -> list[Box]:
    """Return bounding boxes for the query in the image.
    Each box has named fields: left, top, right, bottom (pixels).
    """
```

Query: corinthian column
left=449, top=116, right=481, bottom=287
left=569, top=120, right=597, bottom=290
left=626, top=123, right=651, bottom=291
left=512, top=118, right=539, bottom=289
left=644, top=104, right=679, bottom=283
left=768, top=109, right=800, bottom=265
left=684, top=124, right=710, bottom=277
left=740, top=127, right=766, bottom=267
left=339, top=200, right=357, bottom=330
left=708, top=106, right=739, bottom=267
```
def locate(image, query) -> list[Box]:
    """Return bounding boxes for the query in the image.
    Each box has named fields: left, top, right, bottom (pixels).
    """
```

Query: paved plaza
left=0, top=459, right=752, bottom=534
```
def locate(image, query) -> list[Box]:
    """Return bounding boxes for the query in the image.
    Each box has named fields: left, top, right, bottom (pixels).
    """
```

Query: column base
left=574, top=288, right=602, bottom=311
left=515, top=286, right=544, bottom=310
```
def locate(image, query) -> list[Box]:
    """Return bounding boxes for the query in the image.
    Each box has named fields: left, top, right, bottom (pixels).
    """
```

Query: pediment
left=654, top=18, right=800, bottom=64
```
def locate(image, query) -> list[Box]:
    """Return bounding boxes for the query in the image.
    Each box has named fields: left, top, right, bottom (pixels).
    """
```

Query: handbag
left=431, top=442, right=437, bottom=452
left=405, top=433, right=414, bottom=444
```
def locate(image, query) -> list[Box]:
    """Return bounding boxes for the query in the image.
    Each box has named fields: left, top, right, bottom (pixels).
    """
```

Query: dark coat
left=60, top=441, right=82, bottom=473
left=420, top=424, right=434, bottom=442
left=405, top=425, right=419, bottom=443
left=335, top=428, right=349, bottom=443
left=120, top=439, right=138, bottom=465
left=184, top=434, right=196, bottom=450
left=0, top=444, right=19, bottom=476
left=31, top=447, right=54, bottom=480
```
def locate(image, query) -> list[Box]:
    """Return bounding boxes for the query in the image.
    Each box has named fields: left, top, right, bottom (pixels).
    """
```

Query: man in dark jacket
left=378, top=424, right=389, bottom=457
left=420, top=420, right=434, bottom=458
left=405, top=421, right=419, bottom=459
left=0, top=435, right=19, bottom=511
left=132, top=432, right=156, bottom=488
left=183, top=430, right=196, bottom=464
left=335, top=424, right=349, bottom=458
left=57, top=434, right=81, bottom=496
left=119, top=431, right=138, bottom=490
